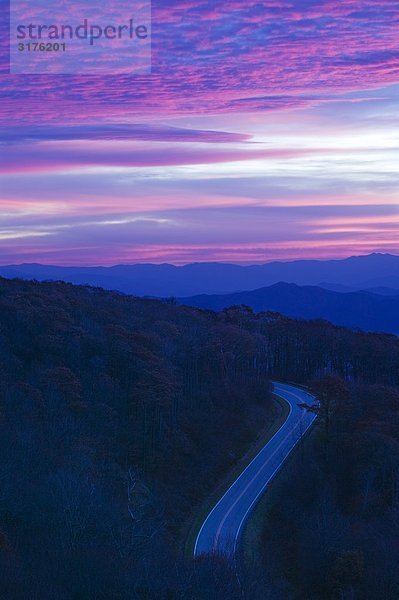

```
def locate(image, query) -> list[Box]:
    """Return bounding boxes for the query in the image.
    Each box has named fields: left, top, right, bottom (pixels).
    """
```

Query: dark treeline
left=0, top=278, right=398, bottom=598
left=0, top=278, right=274, bottom=599
left=259, top=377, right=399, bottom=599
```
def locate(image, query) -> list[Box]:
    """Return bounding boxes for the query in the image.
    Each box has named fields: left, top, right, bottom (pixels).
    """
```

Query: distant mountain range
left=1, top=253, right=399, bottom=298
left=177, top=283, right=399, bottom=334
left=318, top=282, right=399, bottom=296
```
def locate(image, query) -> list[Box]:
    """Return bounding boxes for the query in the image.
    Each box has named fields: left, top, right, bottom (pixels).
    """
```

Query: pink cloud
left=1, top=0, right=398, bottom=125
left=0, top=0, right=398, bottom=265
left=0, top=140, right=339, bottom=174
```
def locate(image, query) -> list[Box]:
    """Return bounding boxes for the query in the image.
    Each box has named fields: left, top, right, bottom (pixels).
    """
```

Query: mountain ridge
left=177, top=281, right=399, bottom=334
left=1, top=253, right=398, bottom=297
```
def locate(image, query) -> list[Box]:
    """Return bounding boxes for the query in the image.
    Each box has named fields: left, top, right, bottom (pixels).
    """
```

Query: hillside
left=259, top=378, right=399, bottom=599
left=0, top=278, right=399, bottom=598
left=178, top=282, right=399, bottom=334
left=0, top=277, right=275, bottom=598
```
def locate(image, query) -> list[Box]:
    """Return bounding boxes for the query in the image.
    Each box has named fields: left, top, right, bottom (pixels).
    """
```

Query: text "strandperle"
left=16, top=18, right=148, bottom=45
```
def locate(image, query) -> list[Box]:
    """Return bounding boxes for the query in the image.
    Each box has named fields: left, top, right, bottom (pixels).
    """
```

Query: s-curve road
left=194, top=381, right=318, bottom=558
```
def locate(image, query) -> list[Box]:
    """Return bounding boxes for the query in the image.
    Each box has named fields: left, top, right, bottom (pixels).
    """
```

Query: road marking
left=194, top=383, right=317, bottom=557
left=193, top=384, right=293, bottom=557
left=213, top=411, right=306, bottom=552
left=233, top=394, right=316, bottom=555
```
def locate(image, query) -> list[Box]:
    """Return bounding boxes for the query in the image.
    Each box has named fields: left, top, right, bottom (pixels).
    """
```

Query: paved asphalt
left=194, top=381, right=318, bottom=558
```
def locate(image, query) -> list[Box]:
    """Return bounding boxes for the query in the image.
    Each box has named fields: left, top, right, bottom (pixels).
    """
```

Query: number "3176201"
left=18, top=42, right=67, bottom=52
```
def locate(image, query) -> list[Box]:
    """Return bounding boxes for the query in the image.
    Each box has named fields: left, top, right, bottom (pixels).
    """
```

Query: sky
left=0, top=0, right=398, bottom=265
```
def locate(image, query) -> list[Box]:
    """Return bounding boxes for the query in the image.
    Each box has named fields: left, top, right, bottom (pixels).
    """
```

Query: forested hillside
left=0, top=278, right=398, bottom=598
left=259, top=378, right=399, bottom=599
left=0, top=278, right=275, bottom=599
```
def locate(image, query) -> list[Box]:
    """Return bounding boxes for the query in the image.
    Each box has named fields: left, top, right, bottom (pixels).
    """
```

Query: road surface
left=194, top=381, right=317, bottom=558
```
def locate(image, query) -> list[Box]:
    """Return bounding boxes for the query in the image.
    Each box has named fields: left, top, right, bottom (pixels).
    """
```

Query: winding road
left=193, top=381, right=318, bottom=558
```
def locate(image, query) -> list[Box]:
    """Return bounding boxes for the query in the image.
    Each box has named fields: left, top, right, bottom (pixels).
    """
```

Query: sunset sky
left=1, top=0, right=398, bottom=265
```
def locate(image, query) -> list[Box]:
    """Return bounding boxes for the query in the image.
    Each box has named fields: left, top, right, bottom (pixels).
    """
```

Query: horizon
left=1, top=1, right=399, bottom=265
left=1, top=251, right=398, bottom=269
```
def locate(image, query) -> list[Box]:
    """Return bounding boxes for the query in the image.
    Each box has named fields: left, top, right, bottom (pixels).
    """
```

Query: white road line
left=194, top=382, right=317, bottom=558
left=213, top=412, right=305, bottom=552
left=193, top=386, right=293, bottom=557
left=233, top=395, right=316, bottom=555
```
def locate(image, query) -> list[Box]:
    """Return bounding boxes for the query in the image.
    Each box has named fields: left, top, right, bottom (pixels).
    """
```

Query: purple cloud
left=2, top=123, right=252, bottom=144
